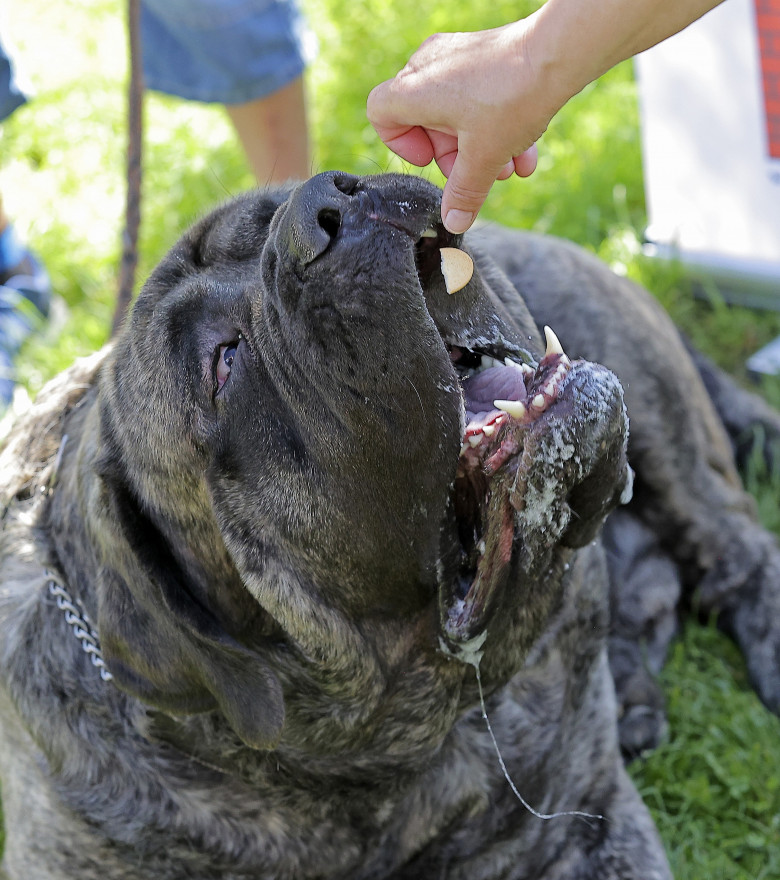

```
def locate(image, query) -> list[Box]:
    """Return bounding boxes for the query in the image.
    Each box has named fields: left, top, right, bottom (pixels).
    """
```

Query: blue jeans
left=0, top=1, right=311, bottom=116
left=140, top=0, right=312, bottom=104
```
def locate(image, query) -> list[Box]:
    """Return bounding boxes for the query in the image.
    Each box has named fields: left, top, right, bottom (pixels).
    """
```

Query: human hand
left=367, top=22, right=553, bottom=234
left=368, top=1, right=728, bottom=234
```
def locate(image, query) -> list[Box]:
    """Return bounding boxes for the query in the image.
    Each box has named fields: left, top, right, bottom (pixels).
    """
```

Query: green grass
left=3, top=0, right=780, bottom=875
left=630, top=624, right=780, bottom=879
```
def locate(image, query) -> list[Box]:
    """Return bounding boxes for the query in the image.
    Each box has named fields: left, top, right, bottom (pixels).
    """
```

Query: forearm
left=525, top=0, right=726, bottom=111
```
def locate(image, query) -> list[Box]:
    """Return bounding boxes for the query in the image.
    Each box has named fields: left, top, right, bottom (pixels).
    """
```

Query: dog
left=1, top=172, right=779, bottom=879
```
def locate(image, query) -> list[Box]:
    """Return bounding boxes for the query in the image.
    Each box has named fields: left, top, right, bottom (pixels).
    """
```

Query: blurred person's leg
left=140, top=0, right=313, bottom=183
left=225, top=77, right=309, bottom=183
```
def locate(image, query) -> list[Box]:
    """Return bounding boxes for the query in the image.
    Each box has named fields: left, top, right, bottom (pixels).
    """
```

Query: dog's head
left=84, top=173, right=629, bottom=754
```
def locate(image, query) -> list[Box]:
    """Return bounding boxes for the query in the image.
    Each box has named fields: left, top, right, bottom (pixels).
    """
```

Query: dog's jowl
left=2, top=172, right=780, bottom=879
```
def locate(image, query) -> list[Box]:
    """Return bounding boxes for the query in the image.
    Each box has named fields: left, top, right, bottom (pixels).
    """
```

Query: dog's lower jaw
left=438, top=346, right=629, bottom=671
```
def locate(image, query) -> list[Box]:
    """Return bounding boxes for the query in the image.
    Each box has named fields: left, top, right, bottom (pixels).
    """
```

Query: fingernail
left=443, top=209, right=474, bottom=235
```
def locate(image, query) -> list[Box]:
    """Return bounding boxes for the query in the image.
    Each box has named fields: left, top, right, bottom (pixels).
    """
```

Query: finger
left=427, top=129, right=459, bottom=178
left=379, top=125, right=436, bottom=167
left=496, top=159, right=516, bottom=181
left=434, top=151, right=457, bottom=179
left=366, top=80, right=401, bottom=129
left=440, top=146, right=508, bottom=234
left=427, top=131, right=516, bottom=186
left=512, top=144, right=538, bottom=178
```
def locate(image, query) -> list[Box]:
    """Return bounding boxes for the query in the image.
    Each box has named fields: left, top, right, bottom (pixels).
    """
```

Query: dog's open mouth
left=409, top=225, right=627, bottom=665
left=442, top=330, right=573, bottom=660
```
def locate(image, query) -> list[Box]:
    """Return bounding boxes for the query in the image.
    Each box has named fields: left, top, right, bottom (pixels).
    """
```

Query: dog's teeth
left=440, top=247, right=474, bottom=294
left=483, top=423, right=495, bottom=436
left=468, top=433, right=483, bottom=448
left=420, top=227, right=438, bottom=238
left=478, top=540, right=486, bottom=555
left=532, top=394, right=545, bottom=409
left=494, top=399, right=526, bottom=419
left=480, top=356, right=499, bottom=371
left=543, top=326, right=565, bottom=359
left=504, top=357, right=529, bottom=372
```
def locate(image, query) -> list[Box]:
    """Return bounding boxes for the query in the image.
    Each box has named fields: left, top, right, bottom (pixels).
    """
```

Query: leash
left=112, top=0, right=144, bottom=335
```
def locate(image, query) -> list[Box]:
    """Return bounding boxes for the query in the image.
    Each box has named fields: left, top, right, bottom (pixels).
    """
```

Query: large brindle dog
left=2, top=172, right=780, bottom=879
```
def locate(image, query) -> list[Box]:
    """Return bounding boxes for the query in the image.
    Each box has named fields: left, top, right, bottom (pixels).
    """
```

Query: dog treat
left=440, top=247, right=474, bottom=294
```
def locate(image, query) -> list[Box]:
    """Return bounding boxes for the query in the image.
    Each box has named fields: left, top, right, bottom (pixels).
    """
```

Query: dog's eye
left=215, top=341, right=239, bottom=392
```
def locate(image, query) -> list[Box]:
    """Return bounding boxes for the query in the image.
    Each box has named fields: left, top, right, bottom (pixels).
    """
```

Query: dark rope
left=112, top=0, right=144, bottom=335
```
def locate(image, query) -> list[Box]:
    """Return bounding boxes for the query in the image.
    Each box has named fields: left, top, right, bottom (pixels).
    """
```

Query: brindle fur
left=472, top=225, right=780, bottom=752
left=1, top=174, right=779, bottom=879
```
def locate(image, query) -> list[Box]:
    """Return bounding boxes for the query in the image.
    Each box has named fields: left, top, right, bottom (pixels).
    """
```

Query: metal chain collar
left=46, top=572, right=113, bottom=682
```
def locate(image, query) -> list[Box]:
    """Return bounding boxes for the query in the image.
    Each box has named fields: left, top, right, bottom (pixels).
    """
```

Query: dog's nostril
left=318, top=208, right=341, bottom=240
left=332, top=173, right=359, bottom=196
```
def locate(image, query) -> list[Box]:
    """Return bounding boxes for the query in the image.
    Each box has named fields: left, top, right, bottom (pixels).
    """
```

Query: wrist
left=502, top=15, right=577, bottom=139
left=515, top=3, right=608, bottom=116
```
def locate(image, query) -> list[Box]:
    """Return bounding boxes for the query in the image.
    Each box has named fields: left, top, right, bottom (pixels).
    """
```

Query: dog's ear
left=92, top=472, right=285, bottom=750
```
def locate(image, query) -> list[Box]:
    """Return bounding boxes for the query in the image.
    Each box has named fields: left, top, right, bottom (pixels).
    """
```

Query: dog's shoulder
left=0, top=348, right=109, bottom=722
left=1, top=347, right=108, bottom=508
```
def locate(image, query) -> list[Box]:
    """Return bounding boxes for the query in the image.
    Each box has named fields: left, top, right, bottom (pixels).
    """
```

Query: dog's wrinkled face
left=95, top=173, right=630, bottom=753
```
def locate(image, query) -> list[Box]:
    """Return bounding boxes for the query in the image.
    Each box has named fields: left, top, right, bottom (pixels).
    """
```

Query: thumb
left=439, top=149, right=507, bottom=234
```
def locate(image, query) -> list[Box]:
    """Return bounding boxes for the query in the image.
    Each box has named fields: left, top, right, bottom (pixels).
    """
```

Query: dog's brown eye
left=216, top=342, right=238, bottom=391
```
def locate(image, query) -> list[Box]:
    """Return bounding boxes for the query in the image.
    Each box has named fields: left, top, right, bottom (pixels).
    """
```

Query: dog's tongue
left=462, top=366, right=527, bottom=422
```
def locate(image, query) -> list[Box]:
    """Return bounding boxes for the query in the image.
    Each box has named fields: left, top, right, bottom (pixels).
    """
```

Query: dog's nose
left=284, top=171, right=360, bottom=265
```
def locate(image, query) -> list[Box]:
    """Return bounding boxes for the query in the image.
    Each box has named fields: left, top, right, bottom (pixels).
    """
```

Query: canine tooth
left=543, top=326, right=565, bottom=359
left=494, top=399, right=526, bottom=419
left=532, top=394, right=545, bottom=409
left=440, top=247, right=474, bottom=294
left=420, top=227, right=438, bottom=238
left=468, top=433, right=483, bottom=448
